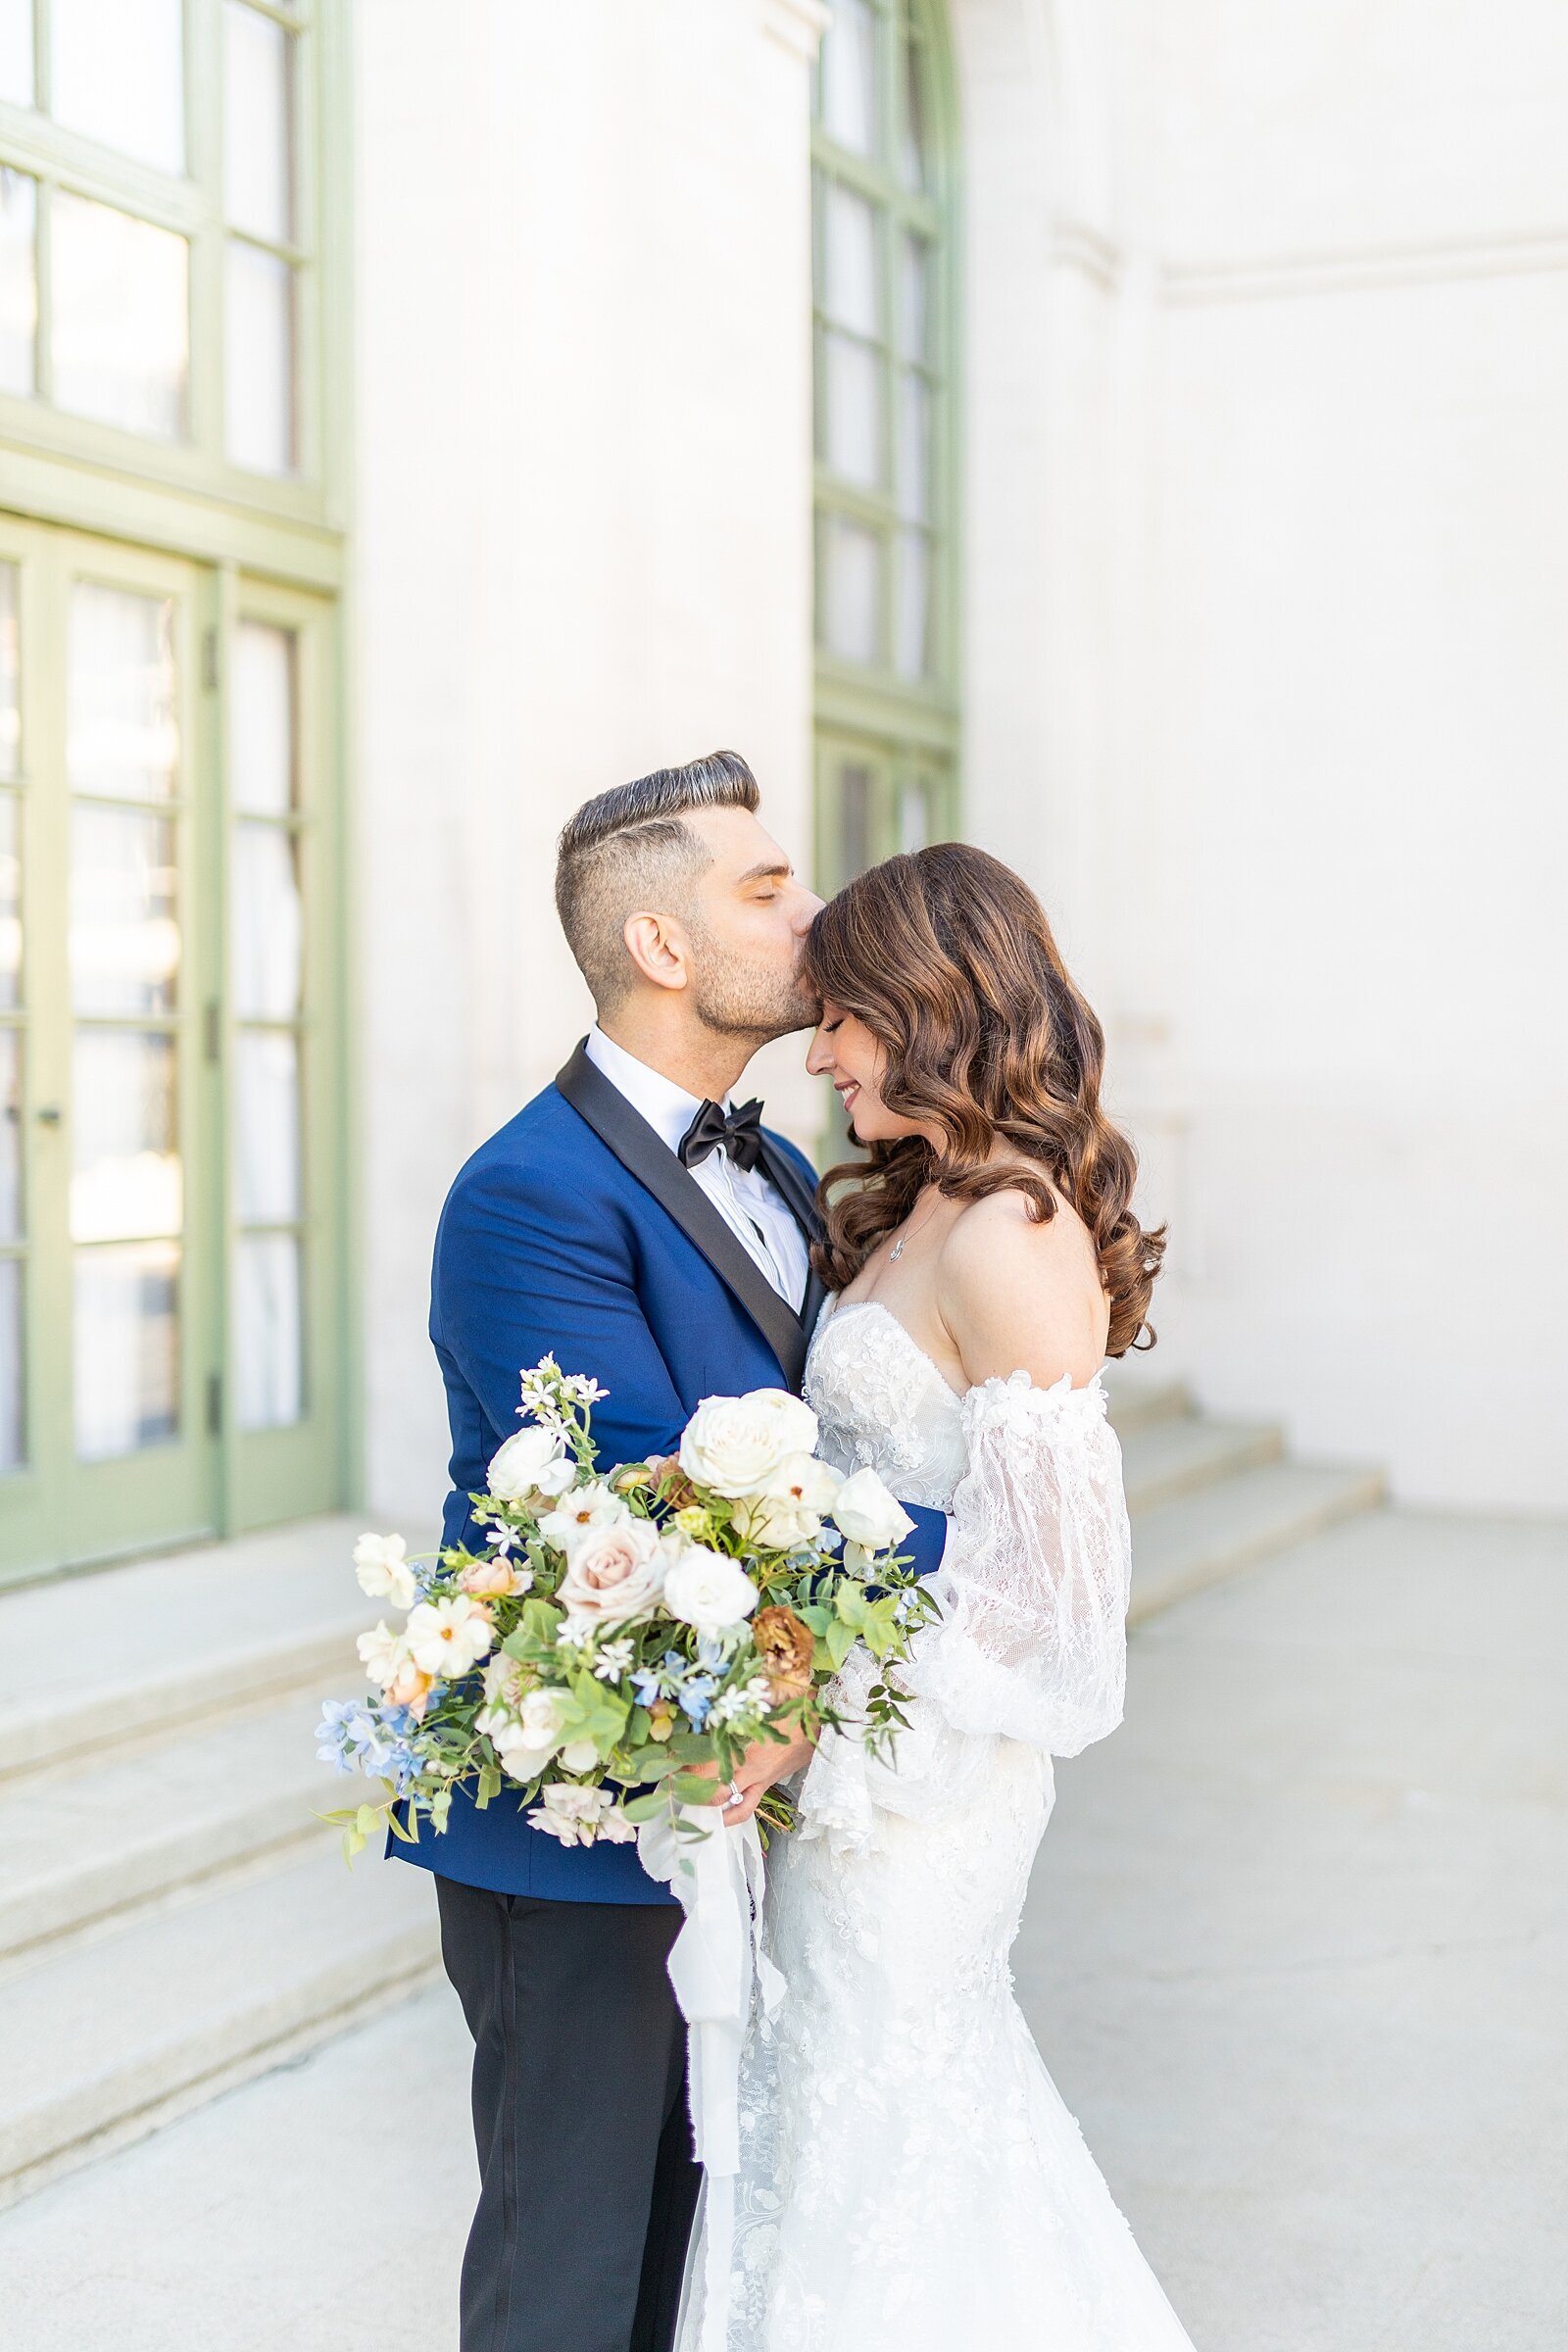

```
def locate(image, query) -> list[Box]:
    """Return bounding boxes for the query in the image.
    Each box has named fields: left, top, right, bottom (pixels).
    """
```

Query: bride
left=680, top=842, right=1194, bottom=2352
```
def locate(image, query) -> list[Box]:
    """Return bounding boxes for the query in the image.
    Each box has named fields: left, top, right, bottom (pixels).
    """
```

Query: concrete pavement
left=2, top=1504, right=1563, bottom=2350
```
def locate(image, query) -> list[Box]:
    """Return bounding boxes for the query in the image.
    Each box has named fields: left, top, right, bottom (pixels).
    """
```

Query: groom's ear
left=621, top=910, right=692, bottom=994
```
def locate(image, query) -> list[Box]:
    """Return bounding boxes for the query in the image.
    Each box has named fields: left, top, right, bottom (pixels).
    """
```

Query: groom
left=397, top=751, right=949, bottom=2352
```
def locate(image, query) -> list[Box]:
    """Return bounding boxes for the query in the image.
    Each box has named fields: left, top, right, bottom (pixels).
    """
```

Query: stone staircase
left=0, top=1396, right=1382, bottom=2211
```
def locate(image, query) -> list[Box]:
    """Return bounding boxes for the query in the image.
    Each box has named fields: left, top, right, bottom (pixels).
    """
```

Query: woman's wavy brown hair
left=804, top=843, right=1165, bottom=1356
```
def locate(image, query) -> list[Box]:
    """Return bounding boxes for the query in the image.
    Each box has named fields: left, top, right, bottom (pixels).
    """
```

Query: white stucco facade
left=353, top=0, right=1568, bottom=1524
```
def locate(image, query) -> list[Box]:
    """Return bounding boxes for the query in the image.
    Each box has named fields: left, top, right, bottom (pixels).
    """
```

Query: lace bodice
left=806, top=1297, right=968, bottom=1508
left=805, top=1295, right=1132, bottom=1764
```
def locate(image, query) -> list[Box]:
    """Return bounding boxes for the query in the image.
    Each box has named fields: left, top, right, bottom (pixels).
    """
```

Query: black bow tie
left=678, top=1097, right=765, bottom=1174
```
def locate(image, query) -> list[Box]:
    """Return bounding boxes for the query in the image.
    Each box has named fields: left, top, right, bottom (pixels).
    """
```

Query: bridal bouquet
left=318, top=1357, right=936, bottom=1859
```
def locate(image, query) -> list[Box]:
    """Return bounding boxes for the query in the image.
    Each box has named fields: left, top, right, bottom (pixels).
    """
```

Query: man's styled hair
left=555, top=750, right=760, bottom=1009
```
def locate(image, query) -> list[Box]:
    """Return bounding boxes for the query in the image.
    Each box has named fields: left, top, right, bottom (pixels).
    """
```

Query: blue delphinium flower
left=316, top=1697, right=424, bottom=1781
left=680, top=1675, right=717, bottom=1729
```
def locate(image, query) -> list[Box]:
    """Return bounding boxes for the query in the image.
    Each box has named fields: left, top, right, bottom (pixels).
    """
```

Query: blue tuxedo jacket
left=391, top=1040, right=948, bottom=1904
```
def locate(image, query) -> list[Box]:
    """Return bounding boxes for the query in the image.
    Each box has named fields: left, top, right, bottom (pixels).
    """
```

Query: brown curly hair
left=803, top=843, right=1165, bottom=1357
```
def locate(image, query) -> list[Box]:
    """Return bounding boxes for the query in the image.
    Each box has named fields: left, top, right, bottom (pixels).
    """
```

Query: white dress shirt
left=585, top=1026, right=811, bottom=1312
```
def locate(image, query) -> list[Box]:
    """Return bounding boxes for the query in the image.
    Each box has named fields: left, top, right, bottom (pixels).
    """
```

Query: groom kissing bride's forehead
left=405, top=749, right=951, bottom=2352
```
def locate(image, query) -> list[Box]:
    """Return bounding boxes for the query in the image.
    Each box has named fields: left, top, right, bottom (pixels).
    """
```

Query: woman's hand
left=701, top=1731, right=817, bottom=1826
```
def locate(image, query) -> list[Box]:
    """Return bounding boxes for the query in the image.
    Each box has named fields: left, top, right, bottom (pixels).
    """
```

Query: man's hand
left=706, top=1731, right=816, bottom=1827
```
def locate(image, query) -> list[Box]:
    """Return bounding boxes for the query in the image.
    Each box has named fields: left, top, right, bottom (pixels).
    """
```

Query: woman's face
left=806, top=1000, right=924, bottom=1143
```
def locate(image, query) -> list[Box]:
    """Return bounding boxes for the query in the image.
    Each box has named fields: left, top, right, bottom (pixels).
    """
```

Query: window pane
left=821, top=330, right=882, bottom=488
left=0, top=168, right=36, bottom=398
left=838, top=762, right=873, bottom=881
left=0, top=1026, right=21, bottom=1239
left=0, top=561, right=18, bottom=780
left=236, top=1231, right=302, bottom=1430
left=52, top=193, right=188, bottom=440
left=899, top=776, right=930, bottom=854
left=895, top=530, right=931, bottom=679
left=819, top=515, right=881, bottom=666
left=236, top=1027, right=301, bottom=1223
left=899, top=27, right=930, bottom=191
left=821, top=184, right=879, bottom=336
left=897, top=369, right=930, bottom=520
left=0, top=796, right=19, bottom=1008
left=71, top=1028, right=181, bottom=1243
left=231, top=622, right=296, bottom=814
left=0, top=5, right=32, bottom=106
left=899, top=233, right=930, bottom=365
left=74, top=1239, right=179, bottom=1460
left=232, top=824, right=302, bottom=1019
left=225, top=241, right=295, bottom=473
left=68, top=583, right=179, bottom=803
left=223, top=2, right=293, bottom=243
left=51, top=0, right=185, bottom=175
left=0, top=1256, right=23, bottom=1471
left=820, top=0, right=876, bottom=155
left=71, top=806, right=179, bottom=1016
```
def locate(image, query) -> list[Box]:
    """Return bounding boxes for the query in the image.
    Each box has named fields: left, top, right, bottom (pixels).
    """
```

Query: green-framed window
left=0, top=1, right=349, bottom=1586
left=812, top=0, right=959, bottom=892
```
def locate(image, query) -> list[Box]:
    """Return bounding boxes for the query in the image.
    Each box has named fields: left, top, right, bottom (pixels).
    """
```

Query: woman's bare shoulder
left=936, top=1185, right=1108, bottom=1390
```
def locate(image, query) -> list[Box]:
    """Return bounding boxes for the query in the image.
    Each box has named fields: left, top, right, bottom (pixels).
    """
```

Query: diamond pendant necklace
left=888, top=1191, right=941, bottom=1262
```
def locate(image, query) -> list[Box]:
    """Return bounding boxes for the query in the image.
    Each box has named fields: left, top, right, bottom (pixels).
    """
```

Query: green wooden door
left=0, top=519, right=220, bottom=1570
left=0, top=519, right=344, bottom=1583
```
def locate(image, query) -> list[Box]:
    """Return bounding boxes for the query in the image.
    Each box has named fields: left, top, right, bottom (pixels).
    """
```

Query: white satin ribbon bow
left=637, top=1805, right=787, bottom=2352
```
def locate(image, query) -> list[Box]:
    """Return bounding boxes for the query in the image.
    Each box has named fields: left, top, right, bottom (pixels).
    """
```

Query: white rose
left=478, top=1686, right=574, bottom=1781
left=740, top=1451, right=844, bottom=1550
left=353, top=1532, right=416, bottom=1611
left=677, top=1389, right=819, bottom=1499
left=539, top=1481, right=631, bottom=1556
left=831, top=1466, right=915, bottom=1553
left=404, top=1594, right=495, bottom=1677
left=488, top=1424, right=575, bottom=1501
left=558, top=1514, right=666, bottom=1629
left=662, top=1542, right=760, bottom=1634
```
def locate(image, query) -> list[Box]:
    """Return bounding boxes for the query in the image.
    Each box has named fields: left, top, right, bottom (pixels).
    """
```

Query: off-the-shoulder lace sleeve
left=918, top=1371, right=1131, bottom=1758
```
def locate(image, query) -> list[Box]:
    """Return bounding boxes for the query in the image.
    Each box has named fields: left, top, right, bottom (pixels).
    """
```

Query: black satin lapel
left=755, top=1132, right=822, bottom=1246
left=555, top=1042, right=808, bottom=1390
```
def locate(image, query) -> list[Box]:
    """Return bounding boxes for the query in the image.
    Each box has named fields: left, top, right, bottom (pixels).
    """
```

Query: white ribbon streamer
left=638, top=1805, right=786, bottom=2352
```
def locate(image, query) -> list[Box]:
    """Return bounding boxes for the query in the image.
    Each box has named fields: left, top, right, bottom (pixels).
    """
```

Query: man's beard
left=688, top=935, right=819, bottom=1046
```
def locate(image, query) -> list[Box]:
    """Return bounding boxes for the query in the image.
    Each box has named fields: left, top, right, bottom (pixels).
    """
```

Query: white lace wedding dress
left=678, top=1297, right=1196, bottom=2352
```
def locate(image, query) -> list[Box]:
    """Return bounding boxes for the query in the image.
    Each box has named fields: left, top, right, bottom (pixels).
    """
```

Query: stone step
left=1129, top=1459, right=1386, bottom=1626
left=0, top=1690, right=341, bottom=1962
left=0, top=1516, right=384, bottom=1782
left=1120, top=1412, right=1283, bottom=1516
left=0, top=1838, right=439, bottom=2209
left=1102, top=1375, right=1193, bottom=1436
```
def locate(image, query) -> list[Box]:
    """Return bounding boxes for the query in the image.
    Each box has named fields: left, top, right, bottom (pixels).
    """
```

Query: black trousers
left=436, top=1877, right=702, bottom=2352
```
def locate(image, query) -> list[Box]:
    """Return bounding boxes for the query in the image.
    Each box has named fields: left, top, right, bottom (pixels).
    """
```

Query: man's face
left=680, top=807, right=824, bottom=1043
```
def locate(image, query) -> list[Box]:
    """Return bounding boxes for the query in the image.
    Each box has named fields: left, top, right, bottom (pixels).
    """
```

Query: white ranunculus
left=528, top=1782, right=632, bottom=1846
left=831, top=1466, right=915, bottom=1553
left=560, top=1737, right=600, bottom=1774
left=677, top=1389, right=819, bottom=1499
left=662, top=1542, right=760, bottom=1635
left=487, top=1424, right=575, bottom=1502
left=558, top=1513, right=666, bottom=1630
left=741, top=1451, right=845, bottom=1549
left=353, top=1532, right=417, bottom=1611
left=404, top=1594, right=495, bottom=1677
left=357, top=1620, right=410, bottom=1690
left=538, top=1481, right=631, bottom=1556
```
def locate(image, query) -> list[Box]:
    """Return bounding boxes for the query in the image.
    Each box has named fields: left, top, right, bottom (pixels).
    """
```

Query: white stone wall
left=1125, top=1, right=1568, bottom=1512
left=353, top=0, right=825, bottom=1524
